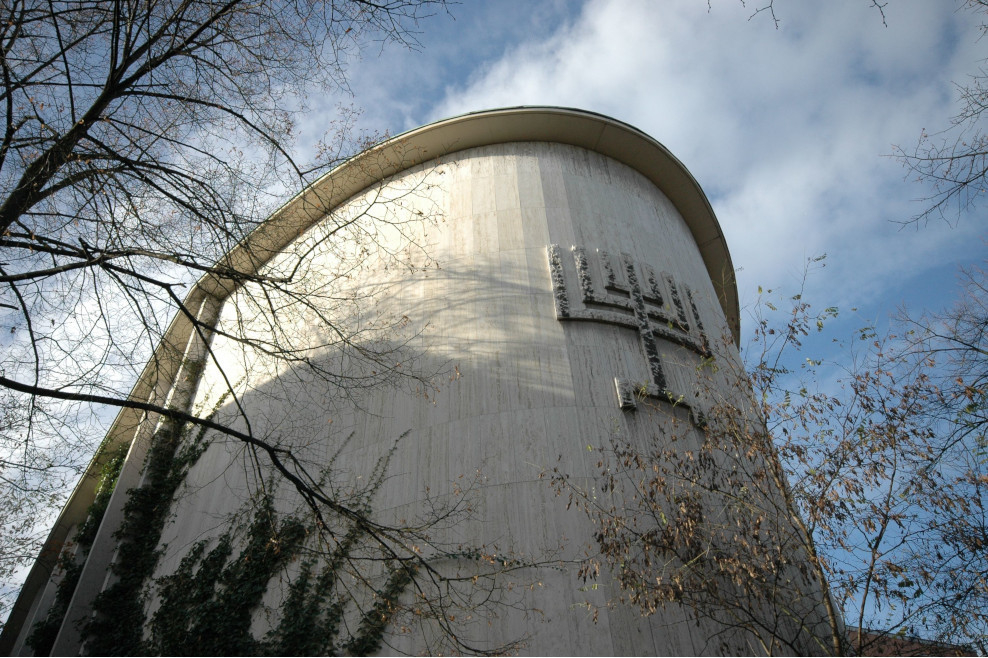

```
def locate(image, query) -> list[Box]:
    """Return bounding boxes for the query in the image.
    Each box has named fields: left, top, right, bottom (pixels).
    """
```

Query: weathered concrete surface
left=6, top=110, right=829, bottom=656
left=147, top=142, right=798, bottom=655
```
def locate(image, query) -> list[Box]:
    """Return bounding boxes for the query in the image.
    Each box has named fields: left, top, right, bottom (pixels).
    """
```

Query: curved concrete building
left=2, top=108, right=830, bottom=656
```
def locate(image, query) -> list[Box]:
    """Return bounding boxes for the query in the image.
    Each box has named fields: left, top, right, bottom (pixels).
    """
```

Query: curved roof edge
left=204, top=106, right=740, bottom=343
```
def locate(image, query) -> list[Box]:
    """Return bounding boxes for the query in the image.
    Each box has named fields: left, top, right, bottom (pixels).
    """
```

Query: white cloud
left=430, top=0, right=986, bottom=322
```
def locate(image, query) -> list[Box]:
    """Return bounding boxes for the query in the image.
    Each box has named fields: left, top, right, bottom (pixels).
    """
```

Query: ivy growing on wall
left=342, top=562, right=417, bottom=656
left=67, top=418, right=420, bottom=656
left=24, top=401, right=530, bottom=658
left=150, top=496, right=308, bottom=655
left=261, top=523, right=363, bottom=656
left=141, top=435, right=417, bottom=655
left=25, top=445, right=128, bottom=655
left=81, top=416, right=211, bottom=656
left=146, top=500, right=415, bottom=656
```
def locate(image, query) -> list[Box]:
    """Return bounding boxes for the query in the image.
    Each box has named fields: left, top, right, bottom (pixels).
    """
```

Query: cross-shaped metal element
left=547, top=244, right=711, bottom=426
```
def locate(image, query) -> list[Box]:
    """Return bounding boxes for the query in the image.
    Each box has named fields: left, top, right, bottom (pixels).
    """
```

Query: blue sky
left=301, top=0, right=986, bottom=351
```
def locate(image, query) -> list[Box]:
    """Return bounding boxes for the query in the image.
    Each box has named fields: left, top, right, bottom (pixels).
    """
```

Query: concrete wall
left=145, top=142, right=772, bottom=654
left=5, top=111, right=830, bottom=656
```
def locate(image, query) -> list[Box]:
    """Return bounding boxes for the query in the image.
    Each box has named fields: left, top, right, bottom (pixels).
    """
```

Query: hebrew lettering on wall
left=547, top=244, right=711, bottom=426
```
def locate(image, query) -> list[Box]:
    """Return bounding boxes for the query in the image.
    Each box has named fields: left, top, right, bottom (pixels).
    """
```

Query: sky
left=300, top=0, right=986, bottom=353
